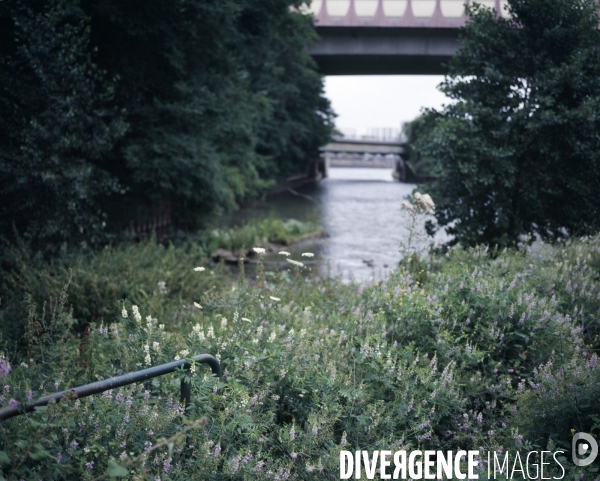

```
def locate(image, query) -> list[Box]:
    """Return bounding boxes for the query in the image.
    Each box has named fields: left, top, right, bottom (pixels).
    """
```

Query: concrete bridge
left=307, top=0, right=510, bottom=74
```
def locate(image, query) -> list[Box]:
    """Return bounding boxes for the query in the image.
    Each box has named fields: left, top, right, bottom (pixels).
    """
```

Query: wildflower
left=56, top=453, right=62, bottom=464
left=25, top=390, right=32, bottom=402
left=85, top=461, right=94, bottom=470
left=278, top=251, right=291, bottom=256
left=174, top=355, right=181, bottom=361
left=0, top=358, right=10, bottom=378
left=180, top=349, right=190, bottom=357
left=144, top=354, right=151, bottom=366
left=193, top=266, right=206, bottom=272
left=68, top=440, right=78, bottom=452
left=341, top=432, right=347, bottom=446
left=269, top=296, right=281, bottom=302
left=252, top=247, right=266, bottom=254
left=157, top=281, right=167, bottom=294
left=221, top=317, right=228, bottom=328
left=301, top=252, right=314, bottom=257
left=207, top=326, right=215, bottom=338
left=120, top=451, right=127, bottom=459
left=312, top=426, right=318, bottom=436
left=132, top=305, right=142, bottom=323
left=121, top=308, right=128, bottom=319
left=194, top=302, right=202, bottom=309
left=289, top=427, right=295, bottom=441
left=164, top=458, right=172, bottom=473
left=268, top=332, right=276, bottom=343
left=8, top=398, right=18, bottom=408
left=241, top=317, right=252, bottom=322
left=290, top=452, right=298, bottom=459
left=286, top=258, right=304, bottom=268
left=152, top=342, right=160, bottom=352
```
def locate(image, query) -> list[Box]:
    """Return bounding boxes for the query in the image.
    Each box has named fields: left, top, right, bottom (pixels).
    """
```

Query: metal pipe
left=0, top=354, right=221, bottom=421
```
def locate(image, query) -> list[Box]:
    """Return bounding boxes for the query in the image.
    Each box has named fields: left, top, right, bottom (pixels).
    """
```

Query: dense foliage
left=1, top=234, right=600, bottom=479
left=0, top=0, right=126, bottom=252
left=0, top=0, right=334, bottom=251
left=418, top=0, right=600, bottom=248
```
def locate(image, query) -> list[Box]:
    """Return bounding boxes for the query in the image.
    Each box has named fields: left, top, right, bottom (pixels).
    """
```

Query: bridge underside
left=311, top=27, right=460, bottom=75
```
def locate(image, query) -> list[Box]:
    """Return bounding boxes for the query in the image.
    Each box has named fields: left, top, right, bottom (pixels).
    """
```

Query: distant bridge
left=307, top=0, right=509, bottom=74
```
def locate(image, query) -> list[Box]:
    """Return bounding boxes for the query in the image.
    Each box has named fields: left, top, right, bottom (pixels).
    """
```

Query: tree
left=419, top=0, right=600, bottom=247
left=0, top=0, right=126, bottom=252
left=81, top=0, right=334, bottom=230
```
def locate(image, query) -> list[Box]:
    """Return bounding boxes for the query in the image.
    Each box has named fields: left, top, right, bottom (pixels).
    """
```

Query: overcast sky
left=323, top=75, right=449, bottom=137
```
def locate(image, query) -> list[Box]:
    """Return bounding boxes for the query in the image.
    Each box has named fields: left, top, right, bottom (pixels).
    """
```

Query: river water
left=226, top=167, right=441, bottom=282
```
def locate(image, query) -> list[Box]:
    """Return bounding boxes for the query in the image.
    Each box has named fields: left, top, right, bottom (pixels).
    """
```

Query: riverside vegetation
left=1, top=221, right=600, bottom=479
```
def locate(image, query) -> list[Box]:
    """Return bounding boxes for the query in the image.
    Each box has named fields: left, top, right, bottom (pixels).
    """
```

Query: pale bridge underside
left=307, top=0, right=510, bottom=75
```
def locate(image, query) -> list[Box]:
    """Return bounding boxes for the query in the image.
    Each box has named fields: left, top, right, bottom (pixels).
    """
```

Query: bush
left=0, top=238, right=599, bottom=479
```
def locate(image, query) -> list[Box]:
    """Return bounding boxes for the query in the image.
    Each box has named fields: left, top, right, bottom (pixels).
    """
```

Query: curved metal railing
left=0, top=354, right=221, bottom=421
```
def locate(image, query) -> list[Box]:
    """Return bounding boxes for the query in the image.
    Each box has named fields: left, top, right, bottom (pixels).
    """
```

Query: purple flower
left=311, top=426, right=318, bottom=436
left=163, top=458, right=172, bottom=473
left=25, top=391, right=32, bottom=402
left=8, top=398, right=18, bottom=408
left=56, top=453, right=62, bottom=464
left=289, top=428, right=295, bottom=441
left=68, top=441, right=78, bottom=452
left=290, top=452, right=298, bottom=459
left=213, top=444, right=221, bottom=457
left=0, top=358, right=10, bottom=378
left=85, top=461, right=94, bottom=470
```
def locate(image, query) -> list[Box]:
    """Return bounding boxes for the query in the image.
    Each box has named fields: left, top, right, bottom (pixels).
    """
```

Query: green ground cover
left=1, top=234, right=599, bottom=479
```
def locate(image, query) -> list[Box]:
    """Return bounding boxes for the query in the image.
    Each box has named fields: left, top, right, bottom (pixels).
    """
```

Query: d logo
left=572, top=433, right=598, bottom=467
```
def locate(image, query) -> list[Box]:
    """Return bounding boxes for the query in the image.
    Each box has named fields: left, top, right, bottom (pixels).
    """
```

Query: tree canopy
left=0, top=0, right=334, bottom=252
left=419, top=0, right=600, bottom=248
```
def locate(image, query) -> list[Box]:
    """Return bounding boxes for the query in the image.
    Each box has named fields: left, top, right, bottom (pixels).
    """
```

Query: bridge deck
left=307, top=0, right=509, bottom=75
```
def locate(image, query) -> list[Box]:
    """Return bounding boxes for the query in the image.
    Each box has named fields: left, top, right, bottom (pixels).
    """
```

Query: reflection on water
left=223, top=167, right=439, bottom=281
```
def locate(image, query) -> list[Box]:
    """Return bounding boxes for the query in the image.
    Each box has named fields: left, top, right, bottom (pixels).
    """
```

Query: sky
left=323, top=75, right=449, bottom=138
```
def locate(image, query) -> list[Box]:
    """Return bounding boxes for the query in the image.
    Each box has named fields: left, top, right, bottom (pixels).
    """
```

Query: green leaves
left=418, top=0, right=600, bottom=247
left=108, top=460, right=129, bottom=477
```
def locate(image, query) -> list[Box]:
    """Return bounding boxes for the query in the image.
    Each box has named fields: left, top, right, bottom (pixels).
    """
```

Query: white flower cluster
left=252, top=247, right=266, bottom=254
left=132, top=305, right=142, bottom=323
left=192, top=323, right=205, bottom=341
left=401, top=192, right=435, bottom=215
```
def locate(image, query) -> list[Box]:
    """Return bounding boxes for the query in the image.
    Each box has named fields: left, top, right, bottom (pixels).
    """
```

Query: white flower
left=190, top=364, right=196, bottom=373
left=301, top=252, right=314, bottom=258
left=252, top=339, right=259, bottom=344
left=300, top=329, right=307, bottom=338
left=121, top=309, right=128, bottom=319
left=152, top=342, right=160, bottom=352
left=193, top=266, right=205, bottom=272
left=221, top=318, right=228, bottom=328
left=194, top=302, right=202, bottom=309
left=207, top=326, right=215, bottom=338
left=286, top=259, right=304, bottom=268
left=159, top=324, right=165, bottom=330
left=268, top=332, right=276, bottom=343
left=278, top=251, right=291, bottom=256
left=144, top=354, right=151, bottom=366
left=143, top=344, right=150, bottom=352
left=241, top=317, right=252, bottom=323
left=179, top=349, right=189, bottom=357
left=132, top=305, right=142, bottom=323
left=174, top=355, right=181, bottom=361
left=192, top=324, right=202, bottom=333
left=252, top=247, right=266, bottom=254
left=269, top=296, right=281, bottom=302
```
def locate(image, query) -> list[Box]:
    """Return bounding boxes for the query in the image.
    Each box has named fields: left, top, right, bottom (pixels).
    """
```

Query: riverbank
left=1, top=234, right=599, bottom=479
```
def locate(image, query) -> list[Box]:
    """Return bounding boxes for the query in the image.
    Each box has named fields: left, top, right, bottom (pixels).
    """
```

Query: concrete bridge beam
left=310, top=26, right=459, bottom=75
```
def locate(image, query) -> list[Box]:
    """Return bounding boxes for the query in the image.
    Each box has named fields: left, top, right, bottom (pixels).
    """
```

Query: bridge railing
left=308, top=0, right=510, bottom=27
left=0, top=354, right=221, bottom=421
